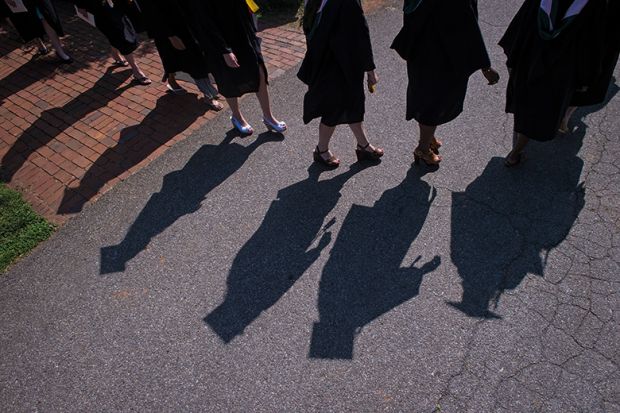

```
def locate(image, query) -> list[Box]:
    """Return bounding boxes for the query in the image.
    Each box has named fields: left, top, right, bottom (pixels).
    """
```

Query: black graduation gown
left=73, top=0, right=138, bottom=55
left=140, top=0, right=209, bottom=81
left=571, top=0, right=620, bottom=106
left=297, top=0, right=376, bottom=126
left=178, top=0, right=265, bottom=98
left=391, top=0, right=490, bottom=125
left=499, top=0, right=606, bottom=141
left=5, top=0, right=64, bottom=42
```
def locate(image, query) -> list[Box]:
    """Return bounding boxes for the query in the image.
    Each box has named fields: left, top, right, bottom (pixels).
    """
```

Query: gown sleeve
left=439, top=0, right=491, bottom=77
left=574, top=0, right=607, bottom=88
left=330, top=0, right=375, bottom=74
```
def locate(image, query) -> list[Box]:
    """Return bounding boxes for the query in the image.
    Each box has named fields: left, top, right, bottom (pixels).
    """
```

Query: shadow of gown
left=309, top=167, right=441, bottom=359
left=204, top=163, right=367, bottom=343
left=449, top=80, right=619, bottom=318
left=99, top=130, right=284, bottom=274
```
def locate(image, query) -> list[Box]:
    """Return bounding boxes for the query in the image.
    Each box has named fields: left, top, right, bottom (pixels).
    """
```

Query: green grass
left=0, top=183, right=54, bottom=272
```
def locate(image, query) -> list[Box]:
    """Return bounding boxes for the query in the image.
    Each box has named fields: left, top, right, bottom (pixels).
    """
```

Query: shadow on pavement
left=309, top=167, right=440, bottom=359
left=99, top=130, right=284, bottom=274
left=449, top=80, right=619, bottom=318
left=58, top=92, right=209, bottom=214
left=204, top=163, right=369, bottom=343
left=1, top=67, right=131, bottom=182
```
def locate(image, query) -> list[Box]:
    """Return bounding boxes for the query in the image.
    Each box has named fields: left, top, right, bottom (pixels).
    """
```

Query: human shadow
left=309, top=167, right=440, bottom=359
left=0, top=67, right=131, bottom=181
left=99, top=130, right=285, bottom=274
left=204, top=163, right=368, bottom=343
left=0, top=52, right=87, bottom=106
left=448, top=81, right=619, bottom=318
left=57, top=92, right=209, bottom=214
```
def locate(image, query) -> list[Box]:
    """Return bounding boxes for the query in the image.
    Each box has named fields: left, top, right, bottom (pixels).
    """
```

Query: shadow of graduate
left=1, top=67, right=131, bottom=182
left=448, top=80, right=619, bottom=318
left=204, top=162, right=370, bottom=343
left=99, top=129, right=284, bottom=274
left=57, top=92, right=209, bottom=214
left=309, top=167, right=440, bottom=359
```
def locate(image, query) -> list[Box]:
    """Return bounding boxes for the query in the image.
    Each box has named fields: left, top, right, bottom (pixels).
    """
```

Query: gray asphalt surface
left=1, top=1, right=619, bottom=411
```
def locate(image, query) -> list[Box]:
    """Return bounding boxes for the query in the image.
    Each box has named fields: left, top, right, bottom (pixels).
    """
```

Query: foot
left=112, top=59, right=129, bottom=67
left=206, top=98, right=224, bottom=112
left=414, top=146, right=442, bottom=166
left=56, top=51, right=73, bottom=64
left=231, top=116, right=253, bottom=135
left=356, top=142, right=384, bottom=161
left=430, top=136, right=443, bottom=154
left=166, top=82, right=185, bottom=93
left=132, top=72, right=152, bottom=85
left=504, top=150, right=522, bottom=167
left=558, top=121, right=571, bottom=134
left=263, top=116, right=287, bottom=133
left=314, top=146, right=340, bottom=168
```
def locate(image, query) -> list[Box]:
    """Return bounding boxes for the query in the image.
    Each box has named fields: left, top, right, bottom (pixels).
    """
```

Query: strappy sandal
left=313, top=146, right=340, bottom=168
left=430, top=137, right=443, bottom=154
left=205, top=98, right=224, bottom=112
left=133, top=75, right=152, bottom=85
left=504, top=150, right=523, bottom=167
left=414, top=147, right=442, bottom=166
left=112, top=59, right=129, bottom=67
left=355, top=142, right=384, bottom=162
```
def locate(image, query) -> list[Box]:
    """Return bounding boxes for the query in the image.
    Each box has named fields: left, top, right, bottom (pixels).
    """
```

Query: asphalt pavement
left=1, top=1, right=619, bottom=411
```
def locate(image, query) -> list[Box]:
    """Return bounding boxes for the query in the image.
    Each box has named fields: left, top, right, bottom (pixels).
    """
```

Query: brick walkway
left=0, top=1, right=306, bottom=224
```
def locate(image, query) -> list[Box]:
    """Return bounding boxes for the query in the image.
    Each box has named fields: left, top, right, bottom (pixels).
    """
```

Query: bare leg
left=110, top=47, right=125, bottom=63
left=505, top=131, right=528, bottom=166
left=167, top=73, right=183, bottom=91
left=36, top=38, right=48, bottom=54
left=255, top=67, right=282, bottom=125
left=41, top=19, right=69, bottom=60
left=317, top=122, right=338, bottom=163
left=124, top=53, right=149, bottom=81
left=417, top=123, right=437, bottom=152
left=195, top=78, right=223, bottom=111
left=349, top=122, right=382, bottom=152
left=559, top=106, right=577, bottom=133
left=227, top=97, right=250, bottom=126
left=413, top=123, right=441, bottom=164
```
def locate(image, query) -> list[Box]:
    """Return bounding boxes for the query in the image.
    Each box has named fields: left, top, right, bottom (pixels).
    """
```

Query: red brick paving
left=0, top=1, right=306, bottom=224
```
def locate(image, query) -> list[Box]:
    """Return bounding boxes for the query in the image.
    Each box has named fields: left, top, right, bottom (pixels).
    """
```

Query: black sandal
left=355, top=142, right=384, bottom=162
left=313, top=146, right=340, bottom=168
left=504, top=151, right=523, bottom=167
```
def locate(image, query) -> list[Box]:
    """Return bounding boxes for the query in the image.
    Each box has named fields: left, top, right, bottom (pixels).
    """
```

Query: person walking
left=139, top=0, right=222, bottom=110
left=391, top=0, right=499, bottom=166
left=3, top=0, right=72, bottom=62
left=177, top=0, right=286, bottom=135
left=74, top=0, right=151, bottom=85
left=560, top=0, right=619, bottom=132
left=500, top=0, right=607, bottom=166
left=298, top=0, right=383, bottom=168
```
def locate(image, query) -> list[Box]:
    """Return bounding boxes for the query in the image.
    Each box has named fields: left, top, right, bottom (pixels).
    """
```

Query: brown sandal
left=414, top=148, right=442, bottom=166
left=355, top=143, right=384, bottom=162
left=314, top=146, right=340, bottom=168
left=430, top=137, right=443, bottom=154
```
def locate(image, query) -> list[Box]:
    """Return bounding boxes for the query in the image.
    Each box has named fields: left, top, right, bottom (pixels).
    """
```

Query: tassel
left=246, top=0, right=260, bottom=13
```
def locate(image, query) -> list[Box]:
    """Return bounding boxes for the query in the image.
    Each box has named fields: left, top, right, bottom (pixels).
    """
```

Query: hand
left=169, top=36, right=186, bottom=51
left=77, top=8, right=88, bottom=17
left=482, top=67, right=500, bottom=85
left=223, top=52, right=240, bottom=68
left=367, top=70, right=378, bottom=93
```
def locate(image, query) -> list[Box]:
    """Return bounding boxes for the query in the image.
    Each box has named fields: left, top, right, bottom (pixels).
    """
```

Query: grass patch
left=0, top=183, right=54, bottom=272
